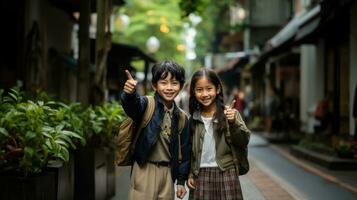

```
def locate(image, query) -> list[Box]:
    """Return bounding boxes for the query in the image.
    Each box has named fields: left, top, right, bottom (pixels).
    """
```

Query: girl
left=187, top=68, right=250, bottom=200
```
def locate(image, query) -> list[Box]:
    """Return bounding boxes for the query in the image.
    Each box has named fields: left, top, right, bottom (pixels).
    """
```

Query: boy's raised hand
left=224, top=100, right=236, bottom=123
left=123, top=70, right=137, bottom=94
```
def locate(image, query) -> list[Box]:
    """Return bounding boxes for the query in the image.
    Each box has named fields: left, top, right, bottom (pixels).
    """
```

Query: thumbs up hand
left=224, top=100, right=236, bottom=123
left=123, top=70, right=138, bottom=94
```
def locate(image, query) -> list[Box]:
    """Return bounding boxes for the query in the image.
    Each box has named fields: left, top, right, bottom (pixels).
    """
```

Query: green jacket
left=189, top=110, right=250, bottom=178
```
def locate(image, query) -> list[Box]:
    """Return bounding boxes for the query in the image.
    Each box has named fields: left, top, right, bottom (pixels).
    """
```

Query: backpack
left=115, top=96, right=186, bottom=166
left=225, top=118, right=249, bottom=176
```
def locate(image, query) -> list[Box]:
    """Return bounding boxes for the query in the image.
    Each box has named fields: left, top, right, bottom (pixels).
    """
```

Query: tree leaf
left=55, top=139, right=69, bottom=148
left=24, top=146, right=35, bottom=158
left=0, top=128, right=9, bottom=136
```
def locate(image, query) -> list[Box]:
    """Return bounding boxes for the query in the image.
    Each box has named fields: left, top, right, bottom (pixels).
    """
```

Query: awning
left=295, top=5, right=321, bottom=43
left=216, top=54, right=250, bottom=89
left=108, top=43, right=156, bottom=64
left=295, top=16, right=320, bottom=42
left=267, top=5, right=321, bottom=50
left=214, top=52, right=249, bottom=73
left=90, top=39, right=156, bottom=64
left=250, top=4, right=321, bottom=70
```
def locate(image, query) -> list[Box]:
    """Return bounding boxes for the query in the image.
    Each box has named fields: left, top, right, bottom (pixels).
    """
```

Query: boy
left=121, top=60, right=190, bottom=200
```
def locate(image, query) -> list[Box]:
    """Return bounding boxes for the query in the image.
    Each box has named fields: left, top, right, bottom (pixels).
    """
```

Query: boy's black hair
left=151, top=60, right=185, bottom=87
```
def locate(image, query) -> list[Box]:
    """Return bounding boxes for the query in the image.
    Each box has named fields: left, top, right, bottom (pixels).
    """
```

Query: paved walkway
left=271, top=144, right=357, bottom=195
left=111, top=133, right=357, bottom=200
left=112, top=160, right=297, bottom=200
left=244, top=161, right=296, bottom=200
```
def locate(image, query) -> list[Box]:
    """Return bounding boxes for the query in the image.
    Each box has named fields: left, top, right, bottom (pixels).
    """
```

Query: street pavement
left=111, top=162, right=290, bottom=200
left=110, top=133, right=357, bottom=199
left=111, top=134, right=296, bottom=200
left=249, top=134, right=357, bottom=200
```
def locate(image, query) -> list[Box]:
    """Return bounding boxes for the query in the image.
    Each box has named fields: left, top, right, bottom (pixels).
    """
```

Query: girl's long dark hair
left=189, top=68, right=227, bottom=133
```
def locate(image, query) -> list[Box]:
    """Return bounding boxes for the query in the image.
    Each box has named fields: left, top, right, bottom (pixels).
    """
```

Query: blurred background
left=1, top=0, right=357, bottom=200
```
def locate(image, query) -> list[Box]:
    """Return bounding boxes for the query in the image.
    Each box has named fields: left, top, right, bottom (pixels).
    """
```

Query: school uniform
left=121, top=91, right=190, bottom=200
left=189, top=110, right=250, bottom=200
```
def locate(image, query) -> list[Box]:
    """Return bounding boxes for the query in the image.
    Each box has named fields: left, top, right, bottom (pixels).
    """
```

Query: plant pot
left=0, top=172, right=56, bottom=200
left=0, top=157, right=74, bottom=200
left=74, top=147, right=108, bottom=200
left=47, top=155, right=75, bottom=200
left=106, top=149, right=116, bottom=199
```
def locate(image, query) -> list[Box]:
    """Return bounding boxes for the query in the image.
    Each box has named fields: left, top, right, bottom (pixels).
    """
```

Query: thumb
left=229, top=100, right=236, bottom=109
left=125, top=70, right=134, bottom=80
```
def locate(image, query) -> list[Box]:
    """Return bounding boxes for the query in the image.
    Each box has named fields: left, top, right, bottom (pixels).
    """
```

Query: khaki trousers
left=128, top=162, right=174, bottom=200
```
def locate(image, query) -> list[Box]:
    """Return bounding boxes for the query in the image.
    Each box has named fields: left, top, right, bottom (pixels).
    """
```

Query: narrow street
left=111, top=134, right=357, bottom=200
left=249, top=134, right=357, bottom=200
left=2, top=1, right=357, bottom=200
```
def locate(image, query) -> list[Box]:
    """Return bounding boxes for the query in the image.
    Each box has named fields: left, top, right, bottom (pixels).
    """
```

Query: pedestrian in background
left=232, top=87, right=246, bottom=114
left=314, top=92, right=333, bottom=134
left=121, top=60, right=191, bottom=200
left=264, top=86, right=280, bottom=134
left=187, top=68, right=250, bottom=200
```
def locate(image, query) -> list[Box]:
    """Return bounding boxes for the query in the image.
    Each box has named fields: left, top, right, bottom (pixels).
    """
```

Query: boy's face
left=153, top=72, right=181, bottom=107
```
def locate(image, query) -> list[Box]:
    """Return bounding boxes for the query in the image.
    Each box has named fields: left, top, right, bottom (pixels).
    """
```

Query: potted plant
left=335, top=143, right=354, bottom=159
left=0, top=88, right=84, bottom=200
left=74, top=101, right=125, bottom=200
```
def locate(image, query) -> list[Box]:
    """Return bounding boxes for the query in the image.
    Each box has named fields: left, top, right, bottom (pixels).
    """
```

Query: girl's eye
left=172, top=81, right=179, bottom=86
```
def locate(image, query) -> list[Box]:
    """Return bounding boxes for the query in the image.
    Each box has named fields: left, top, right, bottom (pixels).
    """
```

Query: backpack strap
left=140, top=96, right=155, bottom=129
left=177, top=110, right=186, bottom=163
left=131, top=96, right=155, bottom=150
left=225, top=119, right=240, bottom=175
left=178, top=110, right=186, bottom=134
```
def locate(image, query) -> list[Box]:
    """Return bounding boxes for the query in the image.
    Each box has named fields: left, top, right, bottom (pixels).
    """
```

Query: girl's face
left=194, top=77, right=219, bottom=109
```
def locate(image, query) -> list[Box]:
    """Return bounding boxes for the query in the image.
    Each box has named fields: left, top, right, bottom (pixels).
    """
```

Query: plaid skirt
left=189, top=167, right=243, bottom=200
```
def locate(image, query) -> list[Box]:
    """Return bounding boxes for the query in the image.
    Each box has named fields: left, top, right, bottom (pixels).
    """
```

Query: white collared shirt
left=200, top=115, right=218, bottom=167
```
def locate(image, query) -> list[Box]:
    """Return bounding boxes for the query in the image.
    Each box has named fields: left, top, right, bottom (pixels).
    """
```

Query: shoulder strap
left=177, top=110, right=186, bottom=163
left=178, top=111, right=186, bottom=134
left=225, top=119, right=240, bottom=173
left=132, top=96, right=155, bottom=147
left=141, top=96, right=155, bottom=128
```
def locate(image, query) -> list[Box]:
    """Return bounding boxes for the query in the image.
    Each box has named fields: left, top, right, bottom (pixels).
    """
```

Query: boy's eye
left=160, top=80, right=168, bottom=84
left=172, top=81, right=179, bottom=85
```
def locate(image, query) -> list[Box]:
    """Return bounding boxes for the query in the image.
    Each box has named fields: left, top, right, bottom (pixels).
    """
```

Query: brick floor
left=114, top=161, right=298, bottom=200
left=247, top=161, right=296, bottom=200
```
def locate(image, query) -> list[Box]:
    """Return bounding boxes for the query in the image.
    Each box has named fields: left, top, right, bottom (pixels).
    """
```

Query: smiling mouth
left=164, top=93, right=175, bottom=97
left=202, top=99, right=211, bottom=103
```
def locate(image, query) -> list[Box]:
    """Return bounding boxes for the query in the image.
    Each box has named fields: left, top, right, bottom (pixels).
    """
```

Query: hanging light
left=146, top=36, right=160, bottom=53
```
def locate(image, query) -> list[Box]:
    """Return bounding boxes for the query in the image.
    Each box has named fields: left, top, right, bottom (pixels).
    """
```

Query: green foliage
left=96, top=102, right=125, bottom=139
left=79, top=101, right=125, bottom=148
left=0, top=89, right=84, bottom=175
left=0, top=88, right=125, bottom=176
left=114, top=0, right=187, bottom=64
left=115, top=0, right=241, bottom=66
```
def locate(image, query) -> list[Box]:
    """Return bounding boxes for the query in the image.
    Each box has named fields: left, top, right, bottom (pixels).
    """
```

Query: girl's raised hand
left=123, top=70, right=137, bottom=94
left=224, top=100, right=236, bottom=123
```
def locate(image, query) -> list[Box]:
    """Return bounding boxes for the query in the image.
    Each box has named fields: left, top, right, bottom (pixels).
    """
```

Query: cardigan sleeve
left=229, top=109, right=251, bottom=147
